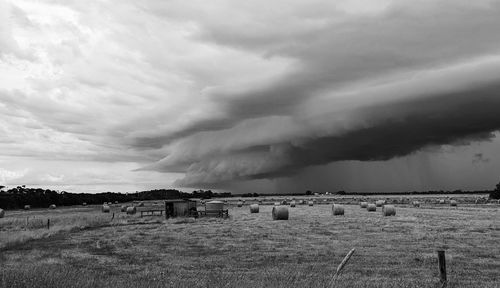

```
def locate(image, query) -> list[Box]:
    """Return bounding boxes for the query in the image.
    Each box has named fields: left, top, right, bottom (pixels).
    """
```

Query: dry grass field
left=0, top=199, right=499, bottom=288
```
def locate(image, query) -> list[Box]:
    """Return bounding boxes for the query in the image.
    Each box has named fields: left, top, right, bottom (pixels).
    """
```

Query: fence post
left=437, top=250, right=447, bottom=287
left=47, top=219, right=50, bottom=230
left=331, top=248, right=356, bottom=285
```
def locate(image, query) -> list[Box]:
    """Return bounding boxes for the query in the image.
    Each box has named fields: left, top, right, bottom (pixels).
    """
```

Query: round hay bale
left=290, top=201, right=296, bottom=207
left=367, top=203, right=376, bottom=212
left=360, top=202, right=368, bottom=208
left=439, top=199, right=445, bottom=204
left=102, top=205, right=110, bottom=213
left=332, top=204, right=344, bottom=215
left=126, top=206, right=137, bottom=215
left=412, top=201, right=421, bottom=208
left=0, top=208, right=4, bottom=218
left=382, top=205, right=396, bottom=216
left=49, top=204, right=56, bottom=209
left=120, top=205, right=128, bottom=212
left=375, top=200, right=385, bottom=207
left=24, top=205, right=31, bottom=210
left=272, top=206, right=289, bottom=220
left=450, top=200, right=457, bottom=207
left=249, top=204, right=259, bottom=213
left=281, top=200, right=288, bottom=205
left=274, top=202, right=280, bottom=206
left=237, top=201, right=243, bottom=207
left=308, top=201, right=314, bottom=206
left=82, top=202, right=87, bottom=206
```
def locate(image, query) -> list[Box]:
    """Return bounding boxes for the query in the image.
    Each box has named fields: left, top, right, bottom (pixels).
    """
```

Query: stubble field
left=0, top=198, right=499, bottom=288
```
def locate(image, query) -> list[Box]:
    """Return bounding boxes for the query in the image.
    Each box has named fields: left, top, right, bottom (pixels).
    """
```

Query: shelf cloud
left=2, top=0, right=500, bottom=191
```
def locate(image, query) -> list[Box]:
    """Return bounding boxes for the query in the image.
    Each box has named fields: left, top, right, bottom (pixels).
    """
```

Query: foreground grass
left=0, top=203, right=499, bottom=287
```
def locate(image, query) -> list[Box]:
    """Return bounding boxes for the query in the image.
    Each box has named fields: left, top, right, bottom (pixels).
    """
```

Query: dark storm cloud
left=274, top=83, right=500, bottom=176
left=131, top=1, right=500, bottom=187
left=166, top=77, right=500, bottom=186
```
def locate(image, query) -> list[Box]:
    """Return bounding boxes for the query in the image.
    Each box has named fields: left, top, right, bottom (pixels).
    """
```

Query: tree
left=490, top=181, right=500, bottom=199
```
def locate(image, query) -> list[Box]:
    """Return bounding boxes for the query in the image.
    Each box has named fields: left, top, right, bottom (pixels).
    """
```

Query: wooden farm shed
left=164, top=199, right=197, bottom=218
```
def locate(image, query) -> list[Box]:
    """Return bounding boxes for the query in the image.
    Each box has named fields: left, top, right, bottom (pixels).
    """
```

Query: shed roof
left=164, top=199, right=196, bottom=203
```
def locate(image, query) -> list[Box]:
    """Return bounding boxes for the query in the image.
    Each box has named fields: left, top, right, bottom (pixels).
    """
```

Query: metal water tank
left=206, top=201, right=224, bottom=211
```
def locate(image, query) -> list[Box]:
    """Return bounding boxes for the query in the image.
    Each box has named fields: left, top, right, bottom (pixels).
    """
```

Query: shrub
left=490, top=181, right=500, bottom=199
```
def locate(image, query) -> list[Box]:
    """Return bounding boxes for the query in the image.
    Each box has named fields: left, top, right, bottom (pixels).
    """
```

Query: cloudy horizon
left=2, top=0, right=500, bottom=194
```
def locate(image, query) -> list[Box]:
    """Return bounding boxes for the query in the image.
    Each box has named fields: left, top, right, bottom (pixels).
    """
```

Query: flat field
left=0, top=200, right=498, bottom=288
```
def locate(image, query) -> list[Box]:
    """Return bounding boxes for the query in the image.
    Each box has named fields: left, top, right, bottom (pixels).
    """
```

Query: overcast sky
left=1, top=0, right=500, bottom=193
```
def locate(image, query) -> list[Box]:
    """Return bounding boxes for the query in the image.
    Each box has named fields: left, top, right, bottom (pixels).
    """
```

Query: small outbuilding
left=165, top=199, right=197, bottom=218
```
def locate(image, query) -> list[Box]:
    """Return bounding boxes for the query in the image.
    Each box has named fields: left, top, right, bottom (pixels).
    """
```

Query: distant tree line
left=0, top=186, right=232, bottom=210
left=491, top=181, right=500, bottom=199
left=239, top=193, right=260, bottom=198
left=336, top=189, right=493, bottom=196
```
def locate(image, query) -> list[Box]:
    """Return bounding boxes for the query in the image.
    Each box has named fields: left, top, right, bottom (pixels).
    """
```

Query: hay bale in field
left=439, top=199, right=445, bottom=204
left=308, top=201, right=314, bottom=206
left=82, top=202, right=87, bottom=206
left=49, top=204, right=56, bottom=209
left=24, top=205, right=31, bottom=210
left=115, top=201, right=118, bottom=204
left=367, top=203, right=376, bottom=212
left=332, top=204, right=344, bottom=215
left=102, top=205, right=110, bottom=213
left=126, top=206, right=137, bottom=215
left=375, top=200, right=385, bottom=207
left=382, top=205, right=396, bottom=216
left=272, top=206, right=289, bottom=220
left=249, top=204, right=259, bottom=213
left=290, top=201, right=296, bottom=207
left=237, top=201, right=243, bottom=207
left=412, top=201, right=421, bottom=208
left=274, top=202, right=280, bottom=206
left=0, top=208, right=4, bottom=218
left=360, top=202, right=368, bottom=208
left=120, top=205, right=128, bottom=212
left=450, top=200, right=457, bottom=207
